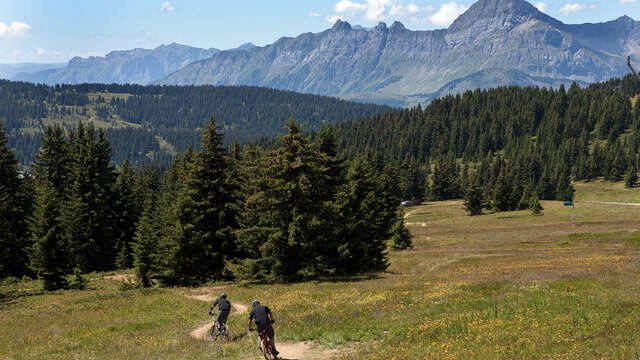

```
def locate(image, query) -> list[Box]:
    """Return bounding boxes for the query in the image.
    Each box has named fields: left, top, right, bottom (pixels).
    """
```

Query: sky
left=1, top=0, right=639, bottom=63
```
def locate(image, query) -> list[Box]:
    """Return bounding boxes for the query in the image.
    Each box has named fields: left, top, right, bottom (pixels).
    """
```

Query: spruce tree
left=625, top=157, right=638, bottom=188
left=529, top=193, right=544, bottom=215
left=493, top=168, right=513, bottom=212
left=30, top=181, right=69, bottom=290
left=389, top=213, right=412, bottom=250
left=464, top=180, right=485, bottom=216
left=335, top=156, right=390, bottom=274
left=161, top=118, right=240, bottom=285
left=0, top=121, right=30, bottom=278
left=133, top=198, right=158, bottom=288
left=114, top=159, right=139, bottom=269
left=65, top=124, right=117, bottom=272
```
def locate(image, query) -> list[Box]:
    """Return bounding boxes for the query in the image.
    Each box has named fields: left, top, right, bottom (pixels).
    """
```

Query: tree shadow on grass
left=0, top=288, right=44, bottom=309
left=313, top=273, right=382, bottom=284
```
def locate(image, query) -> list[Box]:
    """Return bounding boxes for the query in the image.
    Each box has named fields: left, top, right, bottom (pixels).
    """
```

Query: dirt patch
left=190, top=320, right=216, bottom=340
left=101, top=274, right=135, bottom=283
left=276, top=341, right=356, bottom=360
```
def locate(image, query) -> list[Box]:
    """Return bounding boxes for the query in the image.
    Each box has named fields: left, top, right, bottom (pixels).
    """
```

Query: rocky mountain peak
left=616, top=15, right=634, bottom=23
left=374, top=22, right=388, bottom=32
left=331, top=19, right=352, bottom=32
left=448, top=0, right=561, bottom=33
left=390, top=21, right=407, bottom=32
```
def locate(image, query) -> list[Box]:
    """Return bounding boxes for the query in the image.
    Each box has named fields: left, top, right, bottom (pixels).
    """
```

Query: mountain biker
left=209, top=292, right=231, bottom=329
left=248, top=299, right=278, bottom=356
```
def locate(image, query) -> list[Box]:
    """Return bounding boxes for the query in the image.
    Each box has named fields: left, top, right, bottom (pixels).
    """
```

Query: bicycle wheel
left=221, top=324, right=230, bottom=341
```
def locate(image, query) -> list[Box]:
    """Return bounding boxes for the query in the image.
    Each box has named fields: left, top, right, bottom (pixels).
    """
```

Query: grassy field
left=1, top=181, right=639, bottom=359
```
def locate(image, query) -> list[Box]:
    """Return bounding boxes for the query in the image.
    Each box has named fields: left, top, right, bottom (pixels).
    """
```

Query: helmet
left=220, top=293, right=227, bottom=299
left=252, top=299, right=260, bottom=307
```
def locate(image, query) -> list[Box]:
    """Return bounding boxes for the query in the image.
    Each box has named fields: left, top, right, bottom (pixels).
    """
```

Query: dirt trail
left=276, top=341, right=350, bottom=360
left=187, top=291, right=251, bottom=341
left=100, top=274, right=135, bottom=283
left=186, top=289, right=344, bottom=359
left=583, top=201, right=640, bottom=207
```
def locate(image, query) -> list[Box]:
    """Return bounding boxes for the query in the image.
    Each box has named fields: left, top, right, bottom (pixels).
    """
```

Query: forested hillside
left=0, top=117, right=405, bottom=287
left=330, top=74, right=640, bottom=207
left=0, top=80, right=390, bottom=167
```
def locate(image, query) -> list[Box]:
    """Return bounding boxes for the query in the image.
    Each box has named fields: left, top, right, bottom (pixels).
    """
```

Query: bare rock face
left=158, top=0, right=639, bottom=105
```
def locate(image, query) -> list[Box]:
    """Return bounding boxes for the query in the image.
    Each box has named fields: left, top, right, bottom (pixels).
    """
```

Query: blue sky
left=1, top=0, right=639, bottom=63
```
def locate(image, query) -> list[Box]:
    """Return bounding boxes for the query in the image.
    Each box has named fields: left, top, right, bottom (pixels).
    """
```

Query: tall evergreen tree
left=65, top=124, right=117, bottom=272
left=335, top=156, right=390, bottom=274
left=0, top=121, right=30, bottom=277
left=133, top=198, right=158, bottom=288
left=160, top=118, right=240, bottom=285
left=389, top=211, right=412, bottom=250
left=114, top=159, right=139, bottom=269
left=464, top=179, right=485, bottom=216
left=30, top=181, right=69, bottom=290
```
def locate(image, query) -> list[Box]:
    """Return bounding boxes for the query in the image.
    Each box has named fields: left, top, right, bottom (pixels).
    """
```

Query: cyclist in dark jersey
left=248, top=299, right=278, bottom=356
left=209, top=293, right=231, bottom=326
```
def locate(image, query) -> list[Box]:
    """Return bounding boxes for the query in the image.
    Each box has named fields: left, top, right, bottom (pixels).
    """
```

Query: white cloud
left=0, top=21, right=31, bottom=37
left=429, top=2, right=468, bottom=27
left=620, top=0, right=637, bottom=3
left=36, top=48, right=46, bottom=55
left=309, top=12, right=324, bottom=17
left=335, top=0, right=367, bottom=13
left=325, top=0, right=456, bottom=26
left=160, top=1, right=175, bottom=12
left=535, top=2, right=548, bottom=12
left=559, top=3, right=596, bottom=16
left=406, top=3, right=419, bottom=13
left=327, top=15, right=344, bottom=24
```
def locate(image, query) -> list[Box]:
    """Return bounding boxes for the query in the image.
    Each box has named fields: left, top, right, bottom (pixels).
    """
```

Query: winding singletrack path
left=186, top=288, right=344, bottom=359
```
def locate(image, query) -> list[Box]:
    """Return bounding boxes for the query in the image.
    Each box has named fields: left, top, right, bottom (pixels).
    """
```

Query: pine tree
left=114, top=159, right=139, bottom=269
left=464, top=180, right=485, bottom=216
left=160, top=117, right=240, bottom=285
left=625, top=156, right=638, bottom=188
left=493, top=168, right=513, bottom=212
left=389, top=212, right=412, bottom=250
left=239, top=118, right=331, bottom=280
left=33, top=125, right=71, bottom=199
left=529, top=193, right=544, bottom=215
left=65, top=125, right=117, bottom=272
left=335, top=157, right=390, bottom=274
left=29, top=181, right=69, bottom=290
left=68, top=267, right=87, bottom=290
left=133, top=199, right=158, bottom=288
left=0, top=120, right=30, bottom=278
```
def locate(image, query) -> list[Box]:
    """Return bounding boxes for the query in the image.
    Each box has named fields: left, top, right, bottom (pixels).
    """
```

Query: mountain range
left=11, top=42, right=257, bottom=85
left=0, top=63, right=66, bottom=80
left=158, top=0, right=638, bottom=105
left=9, top=0, right=640, bottom=106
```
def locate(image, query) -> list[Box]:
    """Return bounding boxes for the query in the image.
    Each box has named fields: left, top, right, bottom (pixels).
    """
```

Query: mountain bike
left=250, top=327, right=278, bottom=360
left=209, top=319, right=230, bottom=341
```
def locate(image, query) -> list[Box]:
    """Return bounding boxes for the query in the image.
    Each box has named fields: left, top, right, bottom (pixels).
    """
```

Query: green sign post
left=563, top=189, right=575, bottom=225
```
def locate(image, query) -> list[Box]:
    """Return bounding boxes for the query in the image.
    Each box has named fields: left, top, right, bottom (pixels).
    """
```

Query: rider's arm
left=248, top=318, right=253, bottom=330
left=268, top=312, right=274, bottom=324
left=210, top=299, right=219, bottom=311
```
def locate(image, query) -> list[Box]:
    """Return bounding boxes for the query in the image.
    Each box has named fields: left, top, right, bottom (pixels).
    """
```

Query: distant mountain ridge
left=11, top=43, right=257, bottom=85
left=156, top=0, right=638, bottom=105
left=0, top=63, right=65, bottom=80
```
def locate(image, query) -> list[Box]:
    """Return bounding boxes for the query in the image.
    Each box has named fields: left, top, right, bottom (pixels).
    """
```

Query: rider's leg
left=267, top=324, right=278, bottom=354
